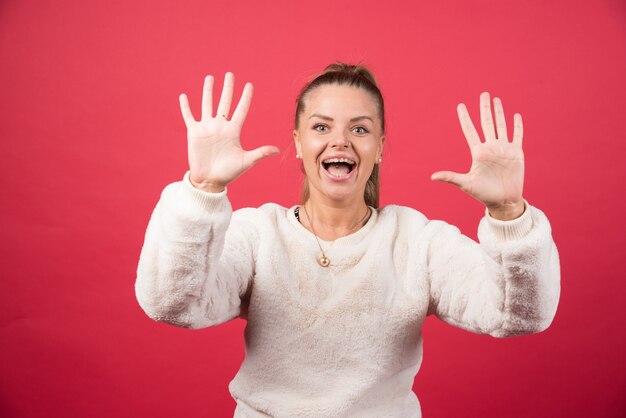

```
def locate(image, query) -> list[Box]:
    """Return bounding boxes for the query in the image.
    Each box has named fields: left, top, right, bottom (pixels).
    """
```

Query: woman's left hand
left=431, top=92, right=525, bottom=220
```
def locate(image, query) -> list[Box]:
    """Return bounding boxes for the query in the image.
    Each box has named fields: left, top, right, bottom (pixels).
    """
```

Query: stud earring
left=377, top=157, right=382, bottom=163
left=296, top=154, right=301, bottom=159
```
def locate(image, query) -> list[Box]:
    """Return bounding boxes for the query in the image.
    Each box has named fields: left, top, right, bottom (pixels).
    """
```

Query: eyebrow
left=308, top=114, right=374, bottom=123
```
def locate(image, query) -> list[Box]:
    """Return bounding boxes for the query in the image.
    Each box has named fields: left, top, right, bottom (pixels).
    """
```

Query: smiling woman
left=294, top=64, right=385, bottom=211
left=134, top=63, right=561, bottom=418
left=294, top=83, right=385, bottom=242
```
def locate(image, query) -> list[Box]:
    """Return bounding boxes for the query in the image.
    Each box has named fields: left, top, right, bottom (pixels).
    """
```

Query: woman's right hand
left=179, top=72, right=280, bottom=193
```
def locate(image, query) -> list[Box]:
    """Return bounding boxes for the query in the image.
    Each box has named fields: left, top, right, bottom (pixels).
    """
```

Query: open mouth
left=322, top=158, right=356, bottom=178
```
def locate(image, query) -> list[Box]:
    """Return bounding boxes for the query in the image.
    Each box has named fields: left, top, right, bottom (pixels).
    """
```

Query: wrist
left=189, top=175, right=226, bottom=193
left=486, top=200, right=525, bottom=221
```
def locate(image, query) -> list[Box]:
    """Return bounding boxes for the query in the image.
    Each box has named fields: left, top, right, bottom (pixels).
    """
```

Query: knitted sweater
left=135, top=172, right=561, bottom=418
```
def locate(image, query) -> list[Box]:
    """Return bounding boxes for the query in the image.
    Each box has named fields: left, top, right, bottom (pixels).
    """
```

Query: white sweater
left=135, top=172, right=561, bottom=418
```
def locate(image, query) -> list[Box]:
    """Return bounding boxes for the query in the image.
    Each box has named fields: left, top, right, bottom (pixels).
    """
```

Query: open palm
left=432, top=92, right=524, bottom=209
left=179, top=72, right=279, bottom=192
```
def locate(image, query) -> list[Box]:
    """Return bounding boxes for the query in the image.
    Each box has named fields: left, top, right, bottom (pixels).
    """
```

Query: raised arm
left=135, top=73, right=278, bottom=329
left=426, top=202, right=560, bottom=337
left=427, top=93, right=560, bottom=336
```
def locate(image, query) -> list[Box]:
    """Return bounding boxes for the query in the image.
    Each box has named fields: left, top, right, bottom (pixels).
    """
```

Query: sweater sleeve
left=134, top=171, right=256, bottom=329
left=426, top=200, right=561, bottom=337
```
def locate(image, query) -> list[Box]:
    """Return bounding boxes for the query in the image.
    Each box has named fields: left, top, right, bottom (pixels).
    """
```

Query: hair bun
left=322, top=62, right=379, bottom=88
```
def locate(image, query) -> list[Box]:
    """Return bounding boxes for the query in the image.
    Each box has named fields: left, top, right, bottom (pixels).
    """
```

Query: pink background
left=1, top=0, right=625, bottom=417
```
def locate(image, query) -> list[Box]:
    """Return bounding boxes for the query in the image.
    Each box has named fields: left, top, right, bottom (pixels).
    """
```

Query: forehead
left=303, top=84, right=379, bottom=118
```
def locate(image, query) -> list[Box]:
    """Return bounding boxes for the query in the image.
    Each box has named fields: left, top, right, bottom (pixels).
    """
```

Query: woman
left=135, top=64, right=560, bottom=417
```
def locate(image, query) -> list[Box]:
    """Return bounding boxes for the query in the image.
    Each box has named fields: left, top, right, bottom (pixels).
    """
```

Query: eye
left=353, top=126, right=369, bottom=135
left=313, top=123, right=328, bottom=133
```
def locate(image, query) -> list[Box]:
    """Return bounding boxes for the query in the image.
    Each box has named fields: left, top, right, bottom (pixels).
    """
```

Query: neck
left=303, top=191, right=370, bottom=241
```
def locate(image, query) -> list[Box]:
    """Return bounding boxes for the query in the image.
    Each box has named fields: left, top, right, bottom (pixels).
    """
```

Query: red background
left=1, top=0, right=625, bottom=417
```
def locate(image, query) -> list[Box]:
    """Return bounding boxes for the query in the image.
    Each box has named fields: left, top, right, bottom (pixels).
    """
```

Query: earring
left=296, top=154, right=301, bottom=159
left=377, top=156, right=382, bottom=163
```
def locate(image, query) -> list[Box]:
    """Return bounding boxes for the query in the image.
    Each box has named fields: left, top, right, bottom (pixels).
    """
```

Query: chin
left=316, top=183, right=366, bottom=204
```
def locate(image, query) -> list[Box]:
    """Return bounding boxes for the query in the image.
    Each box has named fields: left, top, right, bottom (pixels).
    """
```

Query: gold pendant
left=318, top=255, right=330, bottom=267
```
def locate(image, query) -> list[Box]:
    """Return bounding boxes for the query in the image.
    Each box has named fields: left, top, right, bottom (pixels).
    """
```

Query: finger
left=430, top=171, right=467, bottom=190
left=493, top=97, right=508, bottom=141
left=201, top=75, right=214, bottom=121
left=457, top=103, right=481, bottom=148
left=179, top=93, right=195, bottom=125
left=242, top=145, right=280, bottom=170
left=231, top=82, right=253, bottom=126
left=480, top=92, right=497, bottom=141
left=216, top=72, right=234, bottom=118
left=513, top=113, right=523, bottom=146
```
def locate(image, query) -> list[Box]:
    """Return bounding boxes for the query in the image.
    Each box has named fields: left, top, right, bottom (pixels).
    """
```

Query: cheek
left=359, top=143, right=381, bottom=160
left=301, top=142, right=322, bottom=170
left=302, top=138, right=325, bottom=158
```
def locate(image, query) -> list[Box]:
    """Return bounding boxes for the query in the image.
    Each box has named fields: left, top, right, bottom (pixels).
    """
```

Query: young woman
left=135, top=64, right=560, bottom=417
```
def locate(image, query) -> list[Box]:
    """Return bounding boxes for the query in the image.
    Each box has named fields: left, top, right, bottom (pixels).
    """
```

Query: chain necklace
left=301, top=204, right=372, bottom=267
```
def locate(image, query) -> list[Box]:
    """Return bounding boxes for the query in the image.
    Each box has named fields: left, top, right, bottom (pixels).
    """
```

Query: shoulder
left=232, top=202, right=292, bottom=226
left=378, top=204, right=429, bottom=226
left=377, top=204, right=461, bottom=238
left=224, top=203, right=291, bottom=245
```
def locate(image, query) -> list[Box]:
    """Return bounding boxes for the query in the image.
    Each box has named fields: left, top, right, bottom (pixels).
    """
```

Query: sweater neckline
left=287, top=205, right=379, bottom=247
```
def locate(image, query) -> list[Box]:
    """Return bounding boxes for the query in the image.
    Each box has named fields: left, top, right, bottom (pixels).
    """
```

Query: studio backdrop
left=1, top=1, right=625, bottom=417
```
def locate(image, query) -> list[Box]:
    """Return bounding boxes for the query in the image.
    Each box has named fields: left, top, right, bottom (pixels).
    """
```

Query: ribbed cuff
left=484, top=199, right=533, bottom=242
left=182, top=171, right=230, bottom=212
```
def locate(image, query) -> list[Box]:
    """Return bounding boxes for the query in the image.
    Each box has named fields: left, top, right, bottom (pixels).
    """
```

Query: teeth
left=322, top=158, right=356, bottom=165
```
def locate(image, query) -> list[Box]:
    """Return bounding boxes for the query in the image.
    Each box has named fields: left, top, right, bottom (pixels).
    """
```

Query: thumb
left=243, top=145, right=281, bottom=169
left=431, top=170, right=467, bottom=189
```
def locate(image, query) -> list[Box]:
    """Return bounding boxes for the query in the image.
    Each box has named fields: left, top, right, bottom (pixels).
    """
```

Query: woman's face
left=293, top=84, right=385, bottom=204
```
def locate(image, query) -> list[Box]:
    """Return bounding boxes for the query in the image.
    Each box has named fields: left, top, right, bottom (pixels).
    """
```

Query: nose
left=329, top=130, right=351, bottom=148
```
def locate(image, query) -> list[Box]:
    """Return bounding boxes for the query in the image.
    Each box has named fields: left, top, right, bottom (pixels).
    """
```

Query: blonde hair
left=295, top=63, right=385, bottom=208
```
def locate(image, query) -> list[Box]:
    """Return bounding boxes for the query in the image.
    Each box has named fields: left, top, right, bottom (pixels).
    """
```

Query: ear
left=293, top=129, right=302, bottom=157
left=377, top=135, right=385, bottom=162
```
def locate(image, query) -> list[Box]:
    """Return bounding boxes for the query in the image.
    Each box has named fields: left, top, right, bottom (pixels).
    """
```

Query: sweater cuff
left=484, top=199, right=533, bottom=242
left=182, top=171, right=230, bottom=212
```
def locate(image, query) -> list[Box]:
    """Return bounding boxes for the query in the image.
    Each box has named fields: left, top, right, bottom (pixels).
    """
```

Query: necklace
left=301, top=204, right=371, bottom=267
